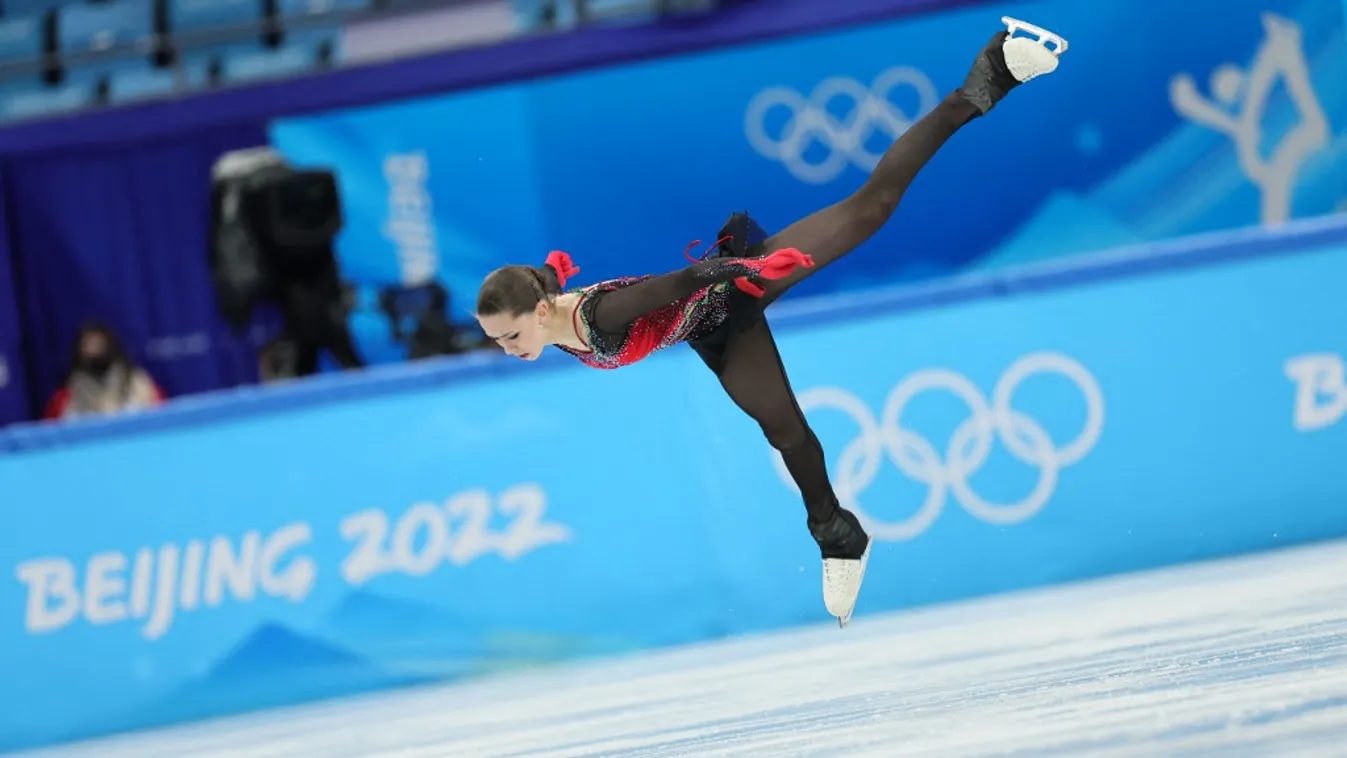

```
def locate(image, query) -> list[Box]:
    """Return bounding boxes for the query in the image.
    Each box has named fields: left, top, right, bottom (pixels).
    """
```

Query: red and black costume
left=535, top=31, right=1024, bottom=561
left=553, top=212, right=805, bottom=370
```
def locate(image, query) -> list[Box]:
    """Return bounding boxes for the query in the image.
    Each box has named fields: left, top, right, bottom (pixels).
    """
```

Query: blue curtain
left=0, top=172, right=29, bottom=426
left=2, top=124, right=280, bottom=416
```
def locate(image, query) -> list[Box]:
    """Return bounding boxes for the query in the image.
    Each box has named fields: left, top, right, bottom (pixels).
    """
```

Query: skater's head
left=476, top=253, right=577, bottom=361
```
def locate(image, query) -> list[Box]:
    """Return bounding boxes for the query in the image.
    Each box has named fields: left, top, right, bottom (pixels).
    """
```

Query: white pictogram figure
left=1170, top=13, right=1330, bottom=225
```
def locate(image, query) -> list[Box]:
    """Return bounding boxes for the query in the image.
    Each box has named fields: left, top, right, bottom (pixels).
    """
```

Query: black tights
left=758, top=92, right=979, bottom=306
left=709, top=93, right=981, bottom=524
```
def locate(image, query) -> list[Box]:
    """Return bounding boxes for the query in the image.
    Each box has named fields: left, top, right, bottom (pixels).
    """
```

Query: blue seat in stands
left=101, top=56, right=210, bottom=102
left=583, top=0, right=659, bottom=16
left=167, top=0, right=260, bottom=35
left=217, top=29, right=339, bottom=84
left=276, top=0, right=368, bottom=19
left=1, top=0, right=62, bottom=20
left=0, top=12, right=41, bottom=63
left=59, top=0, right=153, bottom=53
left=511, top=0, right=580, bottom=31
left=512, top=0, right=715, bottom=31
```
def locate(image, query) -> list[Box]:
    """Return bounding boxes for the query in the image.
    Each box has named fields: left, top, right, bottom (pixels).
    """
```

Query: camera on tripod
left=209, top=147, right=363, bottom=379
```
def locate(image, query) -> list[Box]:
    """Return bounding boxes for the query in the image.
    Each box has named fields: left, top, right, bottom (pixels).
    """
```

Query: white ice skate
left=1001, top=16, right=1069, bottom=83
left=823, top=540, right=871, bottom=628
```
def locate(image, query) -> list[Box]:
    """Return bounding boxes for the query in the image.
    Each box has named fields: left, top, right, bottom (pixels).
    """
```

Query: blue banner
left=271, top=0, right=1345, bottom=363
left=4, top=220, right=1347, bottom=750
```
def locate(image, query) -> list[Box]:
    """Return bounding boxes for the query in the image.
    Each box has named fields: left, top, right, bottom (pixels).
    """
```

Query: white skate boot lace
left=823, top=557, right=861, bottom=615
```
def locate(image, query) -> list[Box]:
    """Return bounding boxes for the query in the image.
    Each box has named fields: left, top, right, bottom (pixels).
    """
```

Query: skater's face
left=477, top=302, right=549, bottom=361
left=476, top=264, right=561, bottom=360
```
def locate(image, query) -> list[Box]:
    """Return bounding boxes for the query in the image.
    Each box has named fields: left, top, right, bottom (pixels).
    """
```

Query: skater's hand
left=734, top=248, right=813, bottom=298
left=751, top=247, right=814, bottom=279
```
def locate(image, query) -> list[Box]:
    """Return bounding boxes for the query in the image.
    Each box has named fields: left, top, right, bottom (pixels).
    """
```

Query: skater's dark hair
left=476, top=265, right=562, bottom=317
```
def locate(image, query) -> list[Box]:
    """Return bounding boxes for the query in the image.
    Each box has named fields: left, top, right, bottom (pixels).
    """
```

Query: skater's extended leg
left=756, top=26, right=1064, bottom=307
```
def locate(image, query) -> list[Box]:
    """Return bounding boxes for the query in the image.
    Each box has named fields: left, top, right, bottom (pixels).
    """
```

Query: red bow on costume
left=734, top=247, right=814, bottom=297
left=544, top=251, right=581, bottom=288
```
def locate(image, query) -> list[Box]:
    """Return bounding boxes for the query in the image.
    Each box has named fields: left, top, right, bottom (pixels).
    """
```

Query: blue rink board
left=3, top=214, right=1347, bottom=751
left=11, top=537, right=1347, bottom=757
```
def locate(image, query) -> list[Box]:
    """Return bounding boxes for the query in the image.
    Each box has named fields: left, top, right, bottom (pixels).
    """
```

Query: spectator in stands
left=44, top=322, right=165, bottom=421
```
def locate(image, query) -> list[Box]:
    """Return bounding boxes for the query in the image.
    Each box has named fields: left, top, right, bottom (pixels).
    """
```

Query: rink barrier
left=5, top=214, right=1347, bottom=751
left=2, top=212, right=1346, bottom=455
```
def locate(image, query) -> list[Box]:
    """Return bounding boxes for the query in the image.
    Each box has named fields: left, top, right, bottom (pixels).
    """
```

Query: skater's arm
left=590, top=259, right=754, bottom=331
left=589, top=250, right=813, bottom=332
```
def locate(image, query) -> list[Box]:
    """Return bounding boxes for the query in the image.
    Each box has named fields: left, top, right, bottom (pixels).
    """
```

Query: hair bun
left=544, top=251, right=580, bottom=289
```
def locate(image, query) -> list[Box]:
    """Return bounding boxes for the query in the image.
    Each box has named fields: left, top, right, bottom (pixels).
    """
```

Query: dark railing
left=0, top=0, right=490, bottom=82
left=0, top=0, right=722, bottom=83
left=0, top=0, right=972, bottom=151
left=0, top=0, right=742, bottom=126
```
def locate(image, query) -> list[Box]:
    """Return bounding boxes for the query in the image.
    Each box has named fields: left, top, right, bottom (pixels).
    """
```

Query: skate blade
left=1002, top=16, right=1069, bottom=56
left=835, top=541, right=872, bottom=629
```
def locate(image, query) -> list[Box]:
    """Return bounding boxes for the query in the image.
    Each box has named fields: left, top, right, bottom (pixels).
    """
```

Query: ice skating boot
left=808, top=506, right=871, bottom=628
left=959, top=17, right=1069, bottom=114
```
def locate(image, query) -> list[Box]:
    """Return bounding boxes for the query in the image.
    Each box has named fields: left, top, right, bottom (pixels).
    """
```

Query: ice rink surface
left=13, top=540, right=1347, bottom=758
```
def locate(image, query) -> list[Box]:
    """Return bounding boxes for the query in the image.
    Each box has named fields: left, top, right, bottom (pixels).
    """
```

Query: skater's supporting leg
left=710, top=316, right=871, bottom=624
left=711, top=318, right=838, bottom=526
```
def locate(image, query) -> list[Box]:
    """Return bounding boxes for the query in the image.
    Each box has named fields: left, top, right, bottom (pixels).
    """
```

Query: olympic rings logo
left=771, top=352, right=1105, bottom=541
left=744, top=66, right=940, bottom=184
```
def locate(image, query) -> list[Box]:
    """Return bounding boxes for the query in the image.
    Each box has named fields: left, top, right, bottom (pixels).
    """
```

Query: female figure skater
left=475, top=21, right=1067, bottom=627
